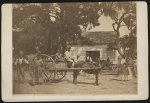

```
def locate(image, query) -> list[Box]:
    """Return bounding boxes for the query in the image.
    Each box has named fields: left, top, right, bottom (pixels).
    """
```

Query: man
left=85, top=52, right=93, bottom=62
left=15, top=50, right=29, bottom=83
left=64, top=47, right=74, bottom=68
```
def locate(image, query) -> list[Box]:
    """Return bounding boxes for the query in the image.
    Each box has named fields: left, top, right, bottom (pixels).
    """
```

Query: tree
left=13, top=3, right=101, bottom=55
left=108, top=35, right=137, bottom=59
left=100, top=2, right=136, bottom=37
left=100, top=2, right=137, bottom=60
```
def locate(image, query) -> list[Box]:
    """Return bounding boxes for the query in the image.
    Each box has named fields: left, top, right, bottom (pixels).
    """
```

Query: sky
left=87, top=15, right=130, bottom=37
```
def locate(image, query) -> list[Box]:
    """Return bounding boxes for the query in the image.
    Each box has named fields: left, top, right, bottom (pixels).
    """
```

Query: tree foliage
left=13, top=3, right=100, bottom=55
left=13, top=2, right=137, bottom=62
left=100, top=2, right=137, bottom=60
left=100, top=2, right=136, bottom=37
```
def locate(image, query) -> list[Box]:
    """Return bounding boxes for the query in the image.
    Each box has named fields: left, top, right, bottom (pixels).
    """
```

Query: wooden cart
left=29, top=54, right=101, bottom=84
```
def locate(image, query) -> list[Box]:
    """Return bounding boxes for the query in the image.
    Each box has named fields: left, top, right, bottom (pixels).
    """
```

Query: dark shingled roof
left=82, top=31, right=117, bottom=44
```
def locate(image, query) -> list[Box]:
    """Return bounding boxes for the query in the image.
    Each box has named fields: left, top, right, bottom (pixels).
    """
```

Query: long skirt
left=34, top=66, right=43, bottom=83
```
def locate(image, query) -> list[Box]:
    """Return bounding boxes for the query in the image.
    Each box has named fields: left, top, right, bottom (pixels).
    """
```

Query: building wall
left=70, top=45, right=117, bottom=63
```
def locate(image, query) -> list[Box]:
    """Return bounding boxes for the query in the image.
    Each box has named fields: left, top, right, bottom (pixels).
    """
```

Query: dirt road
left=13, top=70, right=137, bottom=94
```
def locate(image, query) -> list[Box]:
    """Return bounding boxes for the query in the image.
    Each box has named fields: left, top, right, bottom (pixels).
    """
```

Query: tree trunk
left=117, top=49, right=125, bottom=59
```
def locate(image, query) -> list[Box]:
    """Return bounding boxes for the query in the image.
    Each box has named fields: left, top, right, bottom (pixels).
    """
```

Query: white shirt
left=15, top=57, right=29, bottom=65
left=64, top=51, right=73, bottom=62
left=86, top=56, right=93, bottom=62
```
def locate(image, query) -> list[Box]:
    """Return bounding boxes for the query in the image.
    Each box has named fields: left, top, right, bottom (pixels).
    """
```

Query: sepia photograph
left=12, top=2, right=138, bottom=94
left=1, top=2, right=148, bottom=101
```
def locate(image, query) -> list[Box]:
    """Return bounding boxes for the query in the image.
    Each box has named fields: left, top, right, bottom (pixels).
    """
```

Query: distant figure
left=14, top=50, right=29, bottom=83
left=107, top=57, right=110, bottom=63
left=97, top=57, right=101, bottom=68
left=64, top=47, right=75, bottom=68
left=55, top=50, right=64, bottom=62
left=116, top=57, right=124, bottom=77
left=85, top=53, right=93, bottom=77
left=35, top=46, right=41, bottom=54
left=85, top=52, right=93, bottom=62
left=33, top=55, right=44, bottom=85
left=106, top=57, right=111, bottom=69
left=120, top=63, right=129, bottom=81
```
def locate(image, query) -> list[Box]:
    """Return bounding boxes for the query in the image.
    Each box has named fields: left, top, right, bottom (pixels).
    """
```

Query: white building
left=70, top=31, right=119, bottom=63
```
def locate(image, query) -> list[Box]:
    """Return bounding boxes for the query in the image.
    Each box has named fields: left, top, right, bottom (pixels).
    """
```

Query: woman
left=34, top=55, right=44, bottom=85
left=120, top=63, right=129, bottom=81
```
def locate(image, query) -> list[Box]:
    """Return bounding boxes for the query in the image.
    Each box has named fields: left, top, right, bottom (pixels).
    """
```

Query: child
left=120, top=63, right=129, bottom=81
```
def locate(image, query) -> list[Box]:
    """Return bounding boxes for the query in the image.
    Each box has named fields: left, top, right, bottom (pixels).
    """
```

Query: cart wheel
left=29, top=54, right=55, bottom=82
left=44, top=70, right=67, bottom=82
left=29, top=54, right=67, bottom=83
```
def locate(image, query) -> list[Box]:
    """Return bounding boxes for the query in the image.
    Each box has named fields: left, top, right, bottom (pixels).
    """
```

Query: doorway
left=86, top=51, right=100, bottom=62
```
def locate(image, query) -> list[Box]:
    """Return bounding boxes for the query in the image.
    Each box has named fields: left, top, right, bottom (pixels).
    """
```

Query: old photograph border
left=1, top=2, right=148, bottom=102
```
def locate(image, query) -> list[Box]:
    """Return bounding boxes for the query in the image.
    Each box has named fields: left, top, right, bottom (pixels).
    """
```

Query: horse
left=73, top=60, right=102, bottom=85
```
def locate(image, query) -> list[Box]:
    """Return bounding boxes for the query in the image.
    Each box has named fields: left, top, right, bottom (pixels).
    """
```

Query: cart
left=29, top=54, right=101, bottom=84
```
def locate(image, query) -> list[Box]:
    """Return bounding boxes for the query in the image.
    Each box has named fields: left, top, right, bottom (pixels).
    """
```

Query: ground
left=13, top=70, right=137, bottom=94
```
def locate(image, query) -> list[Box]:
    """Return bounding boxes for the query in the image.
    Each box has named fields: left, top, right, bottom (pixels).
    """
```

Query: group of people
left=14, top=50, right=44, bottom=85
left=14, top=47, right=95, bottom=84
left=13, top=47, right=75, bottom=85
left=64, top=47, right=96, bottom=68
left=14, top=47, right=132, bottom=85
left=117, top=58, right=130, bottom=81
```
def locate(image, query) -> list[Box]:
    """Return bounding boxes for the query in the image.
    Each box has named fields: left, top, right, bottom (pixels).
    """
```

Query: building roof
left=81, top=31, right=117, bottom=45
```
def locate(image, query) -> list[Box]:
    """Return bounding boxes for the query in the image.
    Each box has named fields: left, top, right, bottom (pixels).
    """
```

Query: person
left=85, top=52, right=93, bottom=62
left=107, top=57, right=110, bottom=63
left=116, top=57, right=123, bottom=77
left=64, top=47, right=75, bottom=68
left=14, top=50, right=29, bottom=83
left=33, top=55, right=44, bottom=85
left=55, top=50, right=64, bottom=62
left=120, top=63, right=129, bottom=81
left=97, top=57, right=101, bottom=68
left=74, top=55, right=80, bottom=63
left=106, top=57, right=111, bottom=70
left=35, top=45, right=41, bottom=55
left=73, top=55, right=81, bottom=84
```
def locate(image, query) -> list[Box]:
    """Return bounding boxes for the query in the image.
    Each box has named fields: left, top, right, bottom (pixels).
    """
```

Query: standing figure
left=120, top=63, right=129, bottom=81
left=15, top=50, right=29, bottom=83
left=64, top=47, right=75, bottom=68
left=106, top=57, right=111, bottom=70
left=35, top=45, right=41, bottom=55
left=34, top=55, right=44, bottom=85
left=85, top=52, right=93, bottom=62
